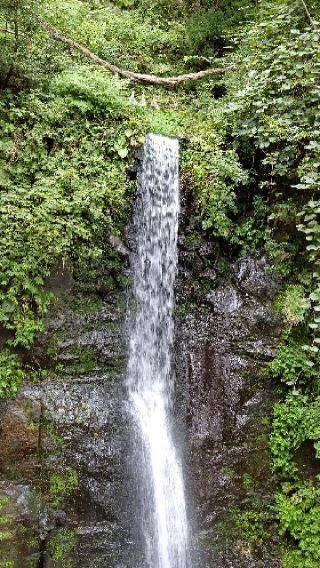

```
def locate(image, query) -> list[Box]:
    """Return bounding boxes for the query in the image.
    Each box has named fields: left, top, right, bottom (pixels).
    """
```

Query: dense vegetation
left=0, top=0, right=320, bottom=566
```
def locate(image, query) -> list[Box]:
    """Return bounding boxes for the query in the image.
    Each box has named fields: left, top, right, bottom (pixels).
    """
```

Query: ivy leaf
left=117, top=147, right=128, bottom=159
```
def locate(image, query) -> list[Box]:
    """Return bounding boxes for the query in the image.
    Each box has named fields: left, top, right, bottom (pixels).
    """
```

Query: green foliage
left=268, top=341, right=317, bottom=388
left=0, top=66, right=133, bottom=348
left=297, top=199, right=320, bottom=350
left=271, top=392, right=320, bottom=567
left=185, top=142, right=246, bottom=238
left=182, top=101, right=248, bottom=239
left=185, top=1, right=256, bottom=58
left=0, top=0, right=42, bottom=88
left=271, top=394, right=320, bottom=477
left=222, top=3, right=320, bottom=564
left=277, top=483, right=320, bottom=568
left=0, top=0, right=320, bottom=564
left=0, top=497, right=13, bottom=548
left=227, top=5, right=320, bottom=170
left=231, top=195, right=269, bottom=250
left=45, top=0, right=187, bottom=75
left=220, top=1, right=320, bottom=257
left=0, top=350, right=25, bottom=398
left=234, top=509, right=271, bottom=545
left=276, top=285, right=310, bottom=327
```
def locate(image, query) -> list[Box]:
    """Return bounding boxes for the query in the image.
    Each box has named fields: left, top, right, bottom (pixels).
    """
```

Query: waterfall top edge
left=147, top=132, right=180, bottom=145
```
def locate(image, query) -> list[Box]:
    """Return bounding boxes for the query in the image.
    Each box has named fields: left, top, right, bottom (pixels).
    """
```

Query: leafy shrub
left=0, top=67, right=133, bottom=347
left=277, top=483, right=320, bottom=568
left=271, top=393, right=320, bottom=566
left=268, top=342, right=317, bottom=388
left=271, top=394, right=320, bottom=476
left=185, top=143, right=246, bottom=237
left=182, top=101, right=247, bottom=238
left=225, top=5, right=320, bottom=564
left=0, top=351, right=25, bottom=398
left=185, top=1, right=256, bottom=57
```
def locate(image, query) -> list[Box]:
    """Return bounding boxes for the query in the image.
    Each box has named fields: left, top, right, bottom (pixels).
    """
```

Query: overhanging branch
left=40, top=20, right=231, bottom=86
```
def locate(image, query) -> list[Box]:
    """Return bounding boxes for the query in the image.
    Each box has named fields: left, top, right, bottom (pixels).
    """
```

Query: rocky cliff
left=0, top=221, right=283, bottom=567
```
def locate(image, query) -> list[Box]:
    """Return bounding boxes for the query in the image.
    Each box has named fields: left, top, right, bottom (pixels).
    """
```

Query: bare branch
left=0, top=28, right=16, bottom=35
left=301, top=0, right=316, bottom=28
left=40, top=20, right=231, bottom=87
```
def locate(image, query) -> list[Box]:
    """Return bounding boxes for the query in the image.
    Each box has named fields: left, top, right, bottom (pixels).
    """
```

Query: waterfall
left=127, top=133, right=190, bottom=568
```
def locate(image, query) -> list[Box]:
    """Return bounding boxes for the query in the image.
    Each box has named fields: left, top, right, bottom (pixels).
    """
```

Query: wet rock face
left=175, top=249, right=283, bottom=567
left=0, top=265, right=138, bottom=568
left=0, top=242, right=283, bottom=567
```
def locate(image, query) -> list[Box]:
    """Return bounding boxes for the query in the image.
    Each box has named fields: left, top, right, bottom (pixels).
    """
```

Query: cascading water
left=127, top=133, right=190, bottom=568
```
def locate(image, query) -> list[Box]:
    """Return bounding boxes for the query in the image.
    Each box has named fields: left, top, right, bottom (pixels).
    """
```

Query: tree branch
left=0, top=28, right=16, bottom=35
left=40, top=20, right=231, bottom=86
left=301, top=0, right=316, bottom=28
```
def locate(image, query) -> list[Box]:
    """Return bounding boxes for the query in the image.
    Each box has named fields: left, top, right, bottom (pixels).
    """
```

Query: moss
left=0, top=497, right=15, bottom=567
left=22, top=399, right=36, bottom=423
left=233, top=507, right=272, bottom=546
left=260, top=415, right=270, bottom=428
left=49, top=467, right=79, bottom=506
left=70, top=294, right=103, bottom=315
left=49, top=529, right=77, bottom=568
left=185, top=232, right=203, bottom=250
left=210, top=501, right=277, bottom=561
left=0, top=532, right=13, bottom=543
left=205, top=515, right=238, bottom=555
left=216, top=258, right=230, bottom=276
left=0, top=498, right=14, bottom=561
left=53, top=345, right=99, bottom=377
left=220, top=466, right=235, bottom=479
left=175, top=301, right=195, bottom=319
left=72, top=346, right=98, bottom=374
left=242, top=473, right=254, bottom=489
left=45, top=421, right=65, bottom=450
left=46, top=330, right=63, bottom=357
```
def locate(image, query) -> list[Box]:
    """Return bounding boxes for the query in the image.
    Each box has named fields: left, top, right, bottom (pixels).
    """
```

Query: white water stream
left=127, top=134, right=190, bottom=568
